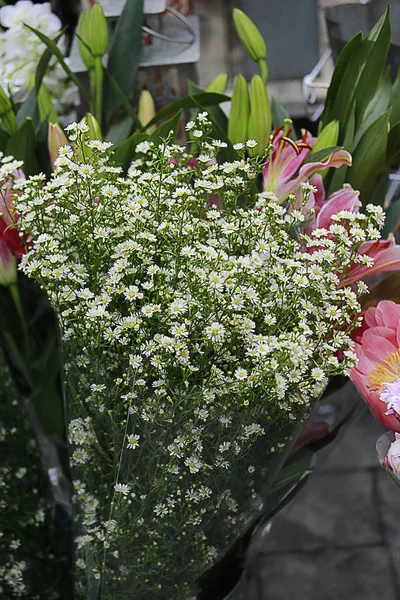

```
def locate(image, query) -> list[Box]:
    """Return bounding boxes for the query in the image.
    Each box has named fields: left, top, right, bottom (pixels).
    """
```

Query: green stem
left=258, top=59, right=268, bottom=86
left=9, top=282, right=30, bottom=355
left=93, top=57, right=104, bottom=126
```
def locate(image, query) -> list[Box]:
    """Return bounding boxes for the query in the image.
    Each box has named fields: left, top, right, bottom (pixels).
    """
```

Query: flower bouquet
left=1, top=2, right=400, bottom=599
left=5, top=110, right=388, bottom=598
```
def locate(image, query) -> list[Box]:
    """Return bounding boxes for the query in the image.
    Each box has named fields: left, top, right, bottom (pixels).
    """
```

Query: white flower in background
left=0, top=1, right=78, bottom=119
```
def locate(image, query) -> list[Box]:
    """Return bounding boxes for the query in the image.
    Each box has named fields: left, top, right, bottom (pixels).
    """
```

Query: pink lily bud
left=48, top=122, right=68, bottom=171
left=0, top=238, right=17, bottom=287
left=377, top=431, right=400, bottom=485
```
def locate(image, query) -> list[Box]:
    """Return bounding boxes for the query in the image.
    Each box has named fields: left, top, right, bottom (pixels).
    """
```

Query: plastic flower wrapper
left=0, top=348, right=67, bottom=598
left=12, top=114, right=386, bottom=599
left=0, top=1, right=78, bottom=120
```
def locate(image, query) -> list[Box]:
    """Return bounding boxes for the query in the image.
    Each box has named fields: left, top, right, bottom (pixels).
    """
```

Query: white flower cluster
left=0, top=1, right=78, bottom=119
left=14, top=118, right=382, bottom=599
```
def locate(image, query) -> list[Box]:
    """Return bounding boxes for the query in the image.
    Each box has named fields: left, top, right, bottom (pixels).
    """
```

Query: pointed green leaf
left=25, top=25, right=90, bottom=101
left=387, top=121, right=400, bottom=166
left=391, top=69, right=400, bottom=126
left=320, top=32, right=363, bottom=128
left=0, top=128, right=9, bottom=153
left=353, top=7, right=391, bottom=129
left=347, top=108, right=390, bottom=203
left=149, top=110, right=182, bottom=145
left=321, top=9, right=391, bottom=136
left=328, top=103, right=356, bottom=194
left=382, top=200, right=400, bottom=237
left=312, top=121, right=339, bottom=153
left=6, top=118, right=38, bottom=176
left=16, top=30, right=63, bottom=127
left=103, top=67, right=143, bottom=130
left=353, top=65, right=392, bottom=149
left=105, top=116, right=133, bottom=145
left=104, top=0, right=144, bottom=123
left=113, top=131, right=149, bottom=173
left=304, top=146, right=342, bottom=165
left=145, top=93, right=229, bottom=129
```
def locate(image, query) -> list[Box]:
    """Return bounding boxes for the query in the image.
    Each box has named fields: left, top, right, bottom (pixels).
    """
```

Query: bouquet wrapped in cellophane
left=11, top=114, right=385, bottom=599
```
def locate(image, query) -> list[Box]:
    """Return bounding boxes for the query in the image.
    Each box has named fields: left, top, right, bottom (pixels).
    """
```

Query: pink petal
left=341, top=238, right=400, bottom=286
left=316, top=184, right=361, bottom=229
left=309, top=174, right=325, bottom=208
left=362, top=331, right=397, bottom=362
left=276, top=149, right=352, bottom=200
left=375, top=300, right=400, bottom=329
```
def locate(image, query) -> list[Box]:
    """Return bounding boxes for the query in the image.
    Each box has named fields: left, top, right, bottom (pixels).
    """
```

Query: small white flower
left=126, top=434, right=140, bottom=450
left=114, top=483, right=130, bottom=496
left=234, top=367, right=248, bottom=380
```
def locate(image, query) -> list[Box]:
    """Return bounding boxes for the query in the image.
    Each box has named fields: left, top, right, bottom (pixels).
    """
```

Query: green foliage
left=104, top=0, right=144, bottom=124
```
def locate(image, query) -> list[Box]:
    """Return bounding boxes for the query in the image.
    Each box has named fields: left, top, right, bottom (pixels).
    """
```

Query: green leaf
left=387, top=121, right=400, bottom=166
left=328, top=102, right=356, bottom=194
left=104, top=0, right=144, bottom=124
left=6, top=118, right=38, bottom=176
left=145, top=93, right=229, bottom=129
left=16, top=30, right=63, bottom=127
left=113, top=131, right=149, bottom=174
left=391, top=69, right=400, bottom=126
left=188, top=79, right=228, bottom=133
left=0, top=128, right=9, bottom=152
left=353, top=65, right=392, bottom=149
left=149, top=110, right=182, bottom=145
left=304, top=146, right=342, bottom=164
left=105, top=115, right=134, bottom=145
left=103, top=67, right=143, bottom=130
left=25, top=25, right=90, bottom=101
left=353, top=7, right=391, bottom=129
left=321, top=9, right=391, bottom=136
left=320, top=32, right=363, bottom=129
left=382, top=200, right=400, bottom=237
left=312, top=122, right=339, bottom=153
left=347, top=108, right=390, bottom=203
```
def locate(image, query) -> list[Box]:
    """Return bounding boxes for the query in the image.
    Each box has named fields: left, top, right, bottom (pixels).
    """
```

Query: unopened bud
left=138, top=90, right=156, bottom=133
left=48, top=123, right=68, bottom=171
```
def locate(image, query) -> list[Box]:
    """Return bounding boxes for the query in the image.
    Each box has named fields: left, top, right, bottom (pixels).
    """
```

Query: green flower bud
left=83, top=113, right=102, bottom=141
left=77, top=2, right=108, bottom=68
left=138, top=90, right=156, bottom=133
left=233, top=9, right=266, bottom=63
left=207, top=73, right=228, bottom=94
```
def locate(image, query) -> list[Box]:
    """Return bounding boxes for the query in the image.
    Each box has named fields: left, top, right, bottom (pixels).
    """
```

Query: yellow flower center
left=368, top=350, right=400, bottom=392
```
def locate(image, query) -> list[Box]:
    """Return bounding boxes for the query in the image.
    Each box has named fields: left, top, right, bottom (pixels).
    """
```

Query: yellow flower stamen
left=368, top=350, right=400, bottom=392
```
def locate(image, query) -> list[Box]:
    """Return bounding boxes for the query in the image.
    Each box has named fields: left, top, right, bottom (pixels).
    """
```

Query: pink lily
left=350, top=300, right=400, bottom=432
left=304, top=176, right=361, bottom=235
left=0, top=169, right=26, bottom=258
left=262, top=125, right=352, bottom=202
left=341, top=237, right=400, bottom=287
